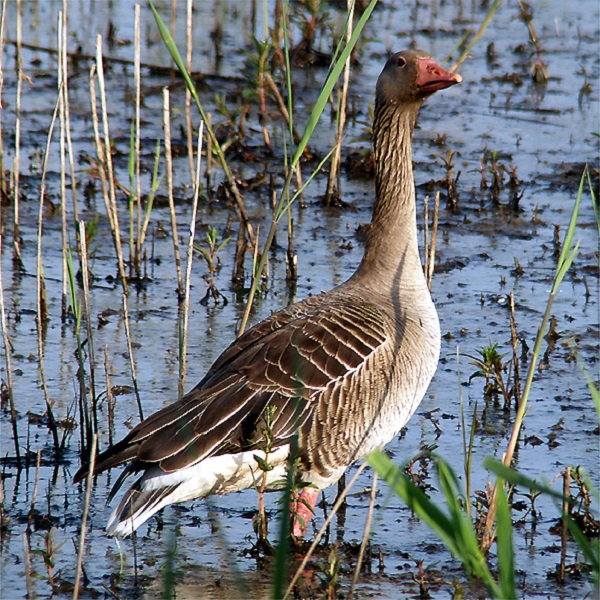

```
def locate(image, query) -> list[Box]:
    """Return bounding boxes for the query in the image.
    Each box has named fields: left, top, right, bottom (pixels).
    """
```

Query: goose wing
left=74, top=292, right=388, bottom=482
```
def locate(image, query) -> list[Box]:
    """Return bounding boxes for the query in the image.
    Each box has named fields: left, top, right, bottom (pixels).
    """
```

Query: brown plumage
left=74, top=50, right=461, bottom=537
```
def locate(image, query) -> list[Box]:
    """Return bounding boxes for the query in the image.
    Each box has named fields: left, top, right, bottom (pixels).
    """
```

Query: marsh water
left=0, top=0, right=598, bottom=598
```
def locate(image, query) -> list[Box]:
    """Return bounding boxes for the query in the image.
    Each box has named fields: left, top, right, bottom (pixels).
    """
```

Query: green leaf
left=495, top=483, right=516, bottom=599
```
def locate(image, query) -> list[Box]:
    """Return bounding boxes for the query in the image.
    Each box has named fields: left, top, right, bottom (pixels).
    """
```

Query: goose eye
left=397, top=56, right=406, bottom=67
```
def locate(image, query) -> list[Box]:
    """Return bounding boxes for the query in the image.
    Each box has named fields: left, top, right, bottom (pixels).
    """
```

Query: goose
left=74, top=50, right=461, bottom=537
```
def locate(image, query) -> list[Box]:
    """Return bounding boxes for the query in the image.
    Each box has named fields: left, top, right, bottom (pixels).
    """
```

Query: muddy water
left=1, top=0, right=598, bottom=598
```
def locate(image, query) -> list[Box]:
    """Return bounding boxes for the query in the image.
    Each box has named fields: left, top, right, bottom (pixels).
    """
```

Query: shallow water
left=1, top=0, right=598, bottom=598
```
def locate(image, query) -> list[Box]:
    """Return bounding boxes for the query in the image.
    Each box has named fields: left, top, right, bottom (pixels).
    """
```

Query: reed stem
left=162, top=87, right=184, bottom=300
left=180, top=123, right=204, bottom=398
left=73, top=433, right=98, bottom=600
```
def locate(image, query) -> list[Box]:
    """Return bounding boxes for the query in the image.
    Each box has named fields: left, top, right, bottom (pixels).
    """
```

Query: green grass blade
left=552, top=168, right=585, bottom=293
left=483, top=458, right=567, bottom=502
left=290, top=0, right=378, bottom=168
left=148, top=1, right=199, bottom=105
left=495, top=483, right=516, bottom=599
left=368, top=451, right=458, bottom=554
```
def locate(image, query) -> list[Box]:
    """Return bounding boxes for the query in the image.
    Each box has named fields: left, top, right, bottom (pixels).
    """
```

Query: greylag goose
left=74, top=50, right=461, bottom=537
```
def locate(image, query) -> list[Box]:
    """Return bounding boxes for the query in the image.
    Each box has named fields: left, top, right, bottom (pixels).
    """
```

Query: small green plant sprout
left=253, top=404, right=278, bottom=552
left=243, top=37, right=275, bottom=151
left=468, top=342, right=511, bottom=406
left=196, top=226, right=230, bottom=305
left=318, top=542, right=341, bottom=599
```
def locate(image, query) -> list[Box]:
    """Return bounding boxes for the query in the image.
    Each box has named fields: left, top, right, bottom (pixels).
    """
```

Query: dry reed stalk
left=61, top=0, right=78, bottom=220
left=326, top=0, right=354, bottom=206
left=123, top=293, right=144, bottom=421
left=95, top=35, right=128, bottom=290
left=264, top=73, right=301, bottom=145
left=133, top=4, right=142, bottom=275
left=180, top=123, right=204, bottom=398
left=283, top=462, right=369, bottom=599
left=162, top=87, right=184, bottom=300
left=78, top=221, right=98, bottom=434
left=558, top=466, right=570, bottom=583
left=348, top=472, right=378, bottom=598
left=36, top=89, right=62, bottom=454
left=73, top=433, right=97, bottom=600
left=58, top=11, right=70, bottom=320
left=23, top=532, right=32, bottom=598
left=424, top=195, right=429, bottom=277
left=89, top=65, right=111, bottom=221
left=103, top=346, right=115, bottom=446
left=12, top=0, right=23, bottom=267
left=185, top=0, right=195, bottom=182
left=508, top=292, right=521, bottom=408
left=27, top=450, right=42, bottom=530
left=427, top=191, right=440, bottom=289
left=0, top=0, right=7, bottom=197
left=0, top=234, right=20, bottom=462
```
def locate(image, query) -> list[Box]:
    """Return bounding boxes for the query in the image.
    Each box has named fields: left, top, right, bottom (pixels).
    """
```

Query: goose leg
left=292, top=487, right=320, bottom=536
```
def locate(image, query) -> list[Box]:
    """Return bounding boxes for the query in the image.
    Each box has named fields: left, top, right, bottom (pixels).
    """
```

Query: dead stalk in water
left=348, top=471, right=378, bottom=599
left=0, top=234, right=20, bottom=462
left=27, top=450, right=42, bottom=531
left=61, top=0, right=78, bottom=219
left=180, top=123, right=204, bottom=397
left=326, top=0, right=353, bottom=206
left=0, top=0, right=7, bottom=197
left=58, top=11, right=70, bottom=320
left=37, top=89, right=61, bottom=455
left=134, top=4, right=143, bottom=275
left=508, top=292, right=521, bottom=408
left=284, top=462, right=369, bottom=599
left=104, top=346, right=115, bottom=446
left=423, top=193, right=440, bottom=290
left=78, top=221, right=98, bottom=434
left=96, top=35, right=128, bottom=291
left=427, top=192, right=440, bottom=289
left=185, top=0, right=195, bottom=182
left=23, top=532, right=32, bottom=598
left=163, top=87, right=184, bottom=300
left=73, top=433, right=97, bottom=600
left=123, top=293, right=144, bottom=421
left=558, top=466, right=570, bottom=583
left=12, top=0, right=23, bottom=268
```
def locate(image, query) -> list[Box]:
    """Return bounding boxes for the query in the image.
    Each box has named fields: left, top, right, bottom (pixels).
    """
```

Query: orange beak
left=416, top=58, right=462, bottom=93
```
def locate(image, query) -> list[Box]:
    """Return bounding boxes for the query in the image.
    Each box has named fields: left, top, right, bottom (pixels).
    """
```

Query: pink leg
left=292, top=487, right=320, bottom=537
